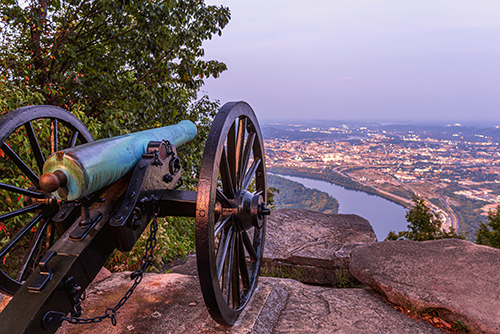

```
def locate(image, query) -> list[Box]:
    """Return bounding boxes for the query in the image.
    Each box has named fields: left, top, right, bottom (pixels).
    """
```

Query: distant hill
left=268, top=174, right=339, bottom=214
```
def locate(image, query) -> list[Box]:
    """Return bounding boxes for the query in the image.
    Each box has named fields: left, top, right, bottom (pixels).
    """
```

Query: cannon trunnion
left=0, top=102, right=269, bottom=333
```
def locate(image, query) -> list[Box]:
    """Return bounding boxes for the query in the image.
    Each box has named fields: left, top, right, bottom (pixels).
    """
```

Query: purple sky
left=202, top=1, right=500, bottom=123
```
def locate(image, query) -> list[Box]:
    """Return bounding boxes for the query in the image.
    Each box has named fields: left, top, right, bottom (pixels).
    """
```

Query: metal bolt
left=259, top=203, right=271, bottom=218
left=163, top=174, right=173, bottom=183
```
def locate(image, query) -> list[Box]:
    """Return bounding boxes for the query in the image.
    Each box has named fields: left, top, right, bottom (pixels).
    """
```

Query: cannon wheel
left=0, top=105, right=94, bottom=296
left=196, top=101, right=268, bottom=326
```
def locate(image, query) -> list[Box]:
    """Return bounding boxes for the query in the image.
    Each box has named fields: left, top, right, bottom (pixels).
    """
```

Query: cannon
left=0, top=102, right=269, bottom=333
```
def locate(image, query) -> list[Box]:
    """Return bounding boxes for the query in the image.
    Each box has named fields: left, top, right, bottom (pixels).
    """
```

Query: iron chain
left=60, top=211, right=159, bottom=326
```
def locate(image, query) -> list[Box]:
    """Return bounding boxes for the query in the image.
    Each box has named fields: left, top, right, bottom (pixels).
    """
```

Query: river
left=274, top=174, right=409, bottom=241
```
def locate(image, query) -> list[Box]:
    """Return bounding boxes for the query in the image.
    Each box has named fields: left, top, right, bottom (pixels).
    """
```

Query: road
left=437, top=190, right=460, bottom=233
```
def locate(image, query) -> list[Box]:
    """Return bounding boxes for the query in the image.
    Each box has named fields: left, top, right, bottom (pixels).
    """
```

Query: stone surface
left=169, top=254, right=198, bottom=276
left=272, top=277, right=443, bottom=334
left=55, top=271, right=441, bottom=334
left=0, top=293, right=10, bottom=314
left=350, top=239, right=500, bottom=334
left=56, top=272, right=286, bottom=334
left=92, top=267, right=112, bottom=284
left=264, top=209, right=377, bottom=284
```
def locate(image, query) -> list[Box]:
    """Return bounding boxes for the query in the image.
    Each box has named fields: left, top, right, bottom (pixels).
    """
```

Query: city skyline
left=202, top=1, right=500, bottom=123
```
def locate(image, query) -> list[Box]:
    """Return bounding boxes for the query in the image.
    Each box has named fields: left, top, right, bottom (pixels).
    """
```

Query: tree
left=0, top=0, right=231, bottom=270
left=386, top=194, right=465, bottom=241
left=1, top=0, right=230, bottom=183
left=475, top=205, right=500, bottom=248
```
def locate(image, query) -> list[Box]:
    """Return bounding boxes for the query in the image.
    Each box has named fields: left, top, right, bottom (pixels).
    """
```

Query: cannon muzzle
left=41, top=120, right=196, bottom=201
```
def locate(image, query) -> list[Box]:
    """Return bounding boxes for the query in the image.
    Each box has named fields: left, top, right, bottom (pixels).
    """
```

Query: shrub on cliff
left=475, top=205, right=500, bottom=249
left=386, top=195, right=466, bottom=241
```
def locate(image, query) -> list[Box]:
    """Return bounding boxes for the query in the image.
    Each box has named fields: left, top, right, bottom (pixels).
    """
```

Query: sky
left=201, top=0, right=500, bottom=123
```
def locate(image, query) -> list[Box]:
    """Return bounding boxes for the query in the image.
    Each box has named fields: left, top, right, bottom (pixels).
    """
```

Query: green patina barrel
left=42, top=120, right=197, bottom=201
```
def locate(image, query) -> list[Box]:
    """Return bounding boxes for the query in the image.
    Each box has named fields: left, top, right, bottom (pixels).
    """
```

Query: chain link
left=60, top=212, right=159, bottom=326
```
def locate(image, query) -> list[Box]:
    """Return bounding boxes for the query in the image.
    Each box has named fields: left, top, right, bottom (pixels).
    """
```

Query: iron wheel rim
left=196, top=101, right=267, bottom=326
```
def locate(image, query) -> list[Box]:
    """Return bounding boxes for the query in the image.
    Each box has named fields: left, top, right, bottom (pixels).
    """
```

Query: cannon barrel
left=40, top=120, right=197, bottom=201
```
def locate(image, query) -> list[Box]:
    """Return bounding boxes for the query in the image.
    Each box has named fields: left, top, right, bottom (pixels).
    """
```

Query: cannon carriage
left=0, top=102, right=269, bottom=333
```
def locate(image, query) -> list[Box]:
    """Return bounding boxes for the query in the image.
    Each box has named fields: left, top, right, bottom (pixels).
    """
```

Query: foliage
left=333, top=268, right=358, bottom=289
left=475, top=205, right=500, bottom=249
left=452, top=319, right=470, bottom=333
left=0, top=79, right=44, bottom=111
left=386, top=195, right=466, bottom=241
left=267, top=174, right=339, bottom=213
left=1, top=0, right=230, bottom=272
left=106, top=216, right=195, bottom=273
left=1, top=0, right=230, bottom=185
left=266, top=186, right=279, bottom=210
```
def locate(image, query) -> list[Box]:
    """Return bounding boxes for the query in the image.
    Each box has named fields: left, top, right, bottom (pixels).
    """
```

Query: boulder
left=169, top=254, right=198, bottom=276
left=350, top=239, right=500, bottom=334
left=264, top=209, right=377, bottom=284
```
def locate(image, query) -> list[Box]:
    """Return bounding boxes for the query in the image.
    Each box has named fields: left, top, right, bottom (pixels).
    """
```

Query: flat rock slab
left=272, top=277, right=443, bottom=334
left=56, top=272, right=286, bottom=334
left=265, top=209, right=377, bottom=284
left=56, top=273, right=441, bottom=334
left=350, top=239, right=500, bottom=334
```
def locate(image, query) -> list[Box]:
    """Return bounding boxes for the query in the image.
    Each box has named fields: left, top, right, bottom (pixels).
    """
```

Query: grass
left=260, top=262, right=306, bottom=281
left=333, top=268, right=359, bottom=289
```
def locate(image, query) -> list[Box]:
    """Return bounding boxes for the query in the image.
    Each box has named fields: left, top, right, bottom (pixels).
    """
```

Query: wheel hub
left=233, top=190, right=269, bottom=230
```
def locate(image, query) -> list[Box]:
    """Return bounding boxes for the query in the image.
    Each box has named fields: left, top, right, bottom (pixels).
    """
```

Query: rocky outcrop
left=271, top=277, right=443, bottom=334
left=350, top=239, right=500, bottom=334
left=6, top=208, right=499, bottom=333
left=56, top=273, right=442, bottom=334
left=264, top=209, right=376, bottom=285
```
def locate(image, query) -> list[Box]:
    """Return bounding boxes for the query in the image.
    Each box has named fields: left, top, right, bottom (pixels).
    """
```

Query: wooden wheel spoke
left=0, top=203, right=43, bottom=223
left=227, top=122, right=236, bottom=193
left=217, top=188, right=234, bottom=208
left=0, top=183, right=44, bottom=199
left=232, top=231, right=241, bottom=308
left=217, top=225, right=233, bottom=280
left=241, top=158, right=261, bottom=191
left=235, top=117, right=247, bottom=188
left=50, top=119, right=58, bottom=153
left=220, top=147, right=235, bottom=198
left=225, top=230, right=236, bottom=305
left=237, top=231, right=250, bottom=290
left=1, top=143, right=40, bottom=188
left=69, top=130, right=80, bottom=148
left=215, top=215, right=232, bottom=239
left=240, top=132, right=255, bottom=188
left=253, top=190, right=263, bottom=197
left=17, top=219, right=49, bottom=281
left=24, top=122, right=45, bottom=174
left=241, top=230, right=258, bottom=261
left=0, top=212, right=45, bottom=259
